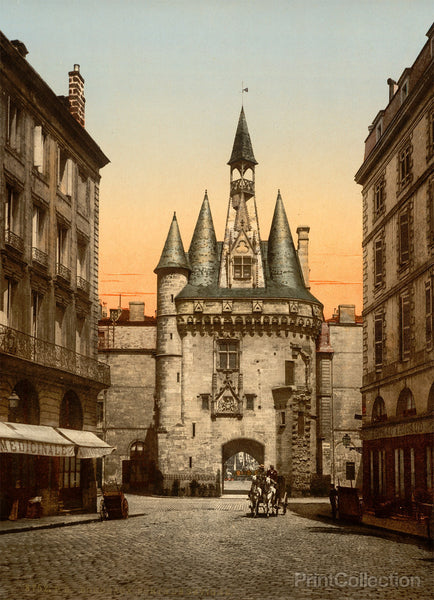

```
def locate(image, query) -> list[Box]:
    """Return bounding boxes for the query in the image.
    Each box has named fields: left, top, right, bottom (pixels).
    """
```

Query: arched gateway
left=154, top=108, right=323, bottom=496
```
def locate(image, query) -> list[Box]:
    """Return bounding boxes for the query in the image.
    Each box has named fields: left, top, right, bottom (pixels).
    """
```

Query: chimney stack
left=11, top=40, right=28, bottom=58
left=296, top=226, right=310, bottom=289
left=387, top=78, right=398, bottom=102
left=68, top=64, right=85, bottom=127
left=129, top=301, right=145, bottom=322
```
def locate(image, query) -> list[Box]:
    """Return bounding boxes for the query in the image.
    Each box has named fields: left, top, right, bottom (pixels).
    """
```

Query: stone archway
left=221, top=438, right=265, bottom=494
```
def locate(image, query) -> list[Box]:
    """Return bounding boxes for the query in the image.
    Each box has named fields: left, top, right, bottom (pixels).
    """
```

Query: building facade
left=98, top=302, right=157, bottom=492
left=355, top=25, right=434, bottom=515
left=154, top=108, right=324, bottom=496
left=316, top=305, right=363, bottom=488
left=0, top=32, right=111, bottom=519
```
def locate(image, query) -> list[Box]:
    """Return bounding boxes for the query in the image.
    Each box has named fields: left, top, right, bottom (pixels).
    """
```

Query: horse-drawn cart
left=248, top=475, right=287, bottom=517
left=100, top=485, right=129, bottom=520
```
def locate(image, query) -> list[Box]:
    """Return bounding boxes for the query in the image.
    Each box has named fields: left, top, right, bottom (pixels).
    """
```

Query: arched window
left=372, top=396, right=387, bottom=423
left=396, top=387, right=416, bottom=417
left=428, top=382, right=434, bottom=413
left=59, top=391, right=83, bottom=429
left=8, top=380, right=40, bottom=425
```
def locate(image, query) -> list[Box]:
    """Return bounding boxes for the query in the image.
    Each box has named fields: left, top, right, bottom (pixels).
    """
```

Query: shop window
left=59, top=391, right=83, bottom=430
left=394, top=448, right=405, bottom=499
left=59, top=457, right=81, bottom=489
left=217, top=339, right=239, bottom=371
left=396, top=387, right=416, bottom=417
left=378, top=450, right=386, bottom=496
left=372, top=396, right=387, bottom=423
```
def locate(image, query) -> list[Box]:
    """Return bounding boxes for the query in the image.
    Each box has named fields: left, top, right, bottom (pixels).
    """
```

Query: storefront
left=0, top=422, right=114, bottom=520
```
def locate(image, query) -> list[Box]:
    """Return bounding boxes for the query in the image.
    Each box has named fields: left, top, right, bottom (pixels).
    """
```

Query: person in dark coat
left=329, top=484, right=338, bottom=520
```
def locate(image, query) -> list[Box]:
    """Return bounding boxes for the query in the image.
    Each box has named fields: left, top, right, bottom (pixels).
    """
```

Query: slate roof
left=228, top=107, right=258, bottom=166
left=154, top=213, right=190, bottom=272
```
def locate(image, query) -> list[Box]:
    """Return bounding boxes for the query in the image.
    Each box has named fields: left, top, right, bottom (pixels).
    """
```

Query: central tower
left=219, top=107, right=265, bottom=289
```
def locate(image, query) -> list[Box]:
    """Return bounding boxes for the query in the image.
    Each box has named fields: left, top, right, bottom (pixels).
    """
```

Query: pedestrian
left=329, top=484, right=338, bottom=520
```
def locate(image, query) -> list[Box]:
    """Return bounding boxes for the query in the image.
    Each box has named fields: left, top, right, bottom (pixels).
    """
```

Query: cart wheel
left=121, top=497, right=129, bottom=519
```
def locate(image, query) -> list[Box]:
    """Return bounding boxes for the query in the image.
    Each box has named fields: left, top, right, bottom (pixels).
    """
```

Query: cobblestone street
left=0, top=497, right=432, bottom=600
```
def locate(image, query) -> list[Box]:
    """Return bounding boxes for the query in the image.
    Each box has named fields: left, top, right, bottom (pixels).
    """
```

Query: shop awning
left=57, top=428, right=115, bottom=458
left=0, top=422, right=75, bottom=457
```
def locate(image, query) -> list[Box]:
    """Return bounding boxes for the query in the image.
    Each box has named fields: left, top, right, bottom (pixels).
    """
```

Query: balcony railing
left=32, top=246, right=49, bottom=268
left=0, top=323, right=110, bottom=386
left=76, top=275, right=90, bottom=295
left=56, top=262, right=71, bottom=282
left=5, top=229, right=24, bottom=253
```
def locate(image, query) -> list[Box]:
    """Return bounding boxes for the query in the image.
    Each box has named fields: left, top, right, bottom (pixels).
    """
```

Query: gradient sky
left=3, top=1, right=433, bottom=317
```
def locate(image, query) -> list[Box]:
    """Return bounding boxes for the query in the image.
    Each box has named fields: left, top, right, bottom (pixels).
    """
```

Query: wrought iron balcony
left=76, top=275, right=90, bottom=295
left=32, top=246, right=49, bottom=268
left=56, top=262, right=71, bottom=282
left=5, top=229, right=24, bottom=253
left=0, top=323, right=110, bottom=386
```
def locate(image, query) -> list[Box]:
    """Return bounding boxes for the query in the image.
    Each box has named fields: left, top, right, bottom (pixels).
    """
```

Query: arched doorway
left=222, top=438, right=264, bottom=495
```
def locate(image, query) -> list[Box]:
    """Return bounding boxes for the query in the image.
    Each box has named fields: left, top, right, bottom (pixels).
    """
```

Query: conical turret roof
left=228, top=107, right=257, bottom=166
left=188, top=191, right=218, bottom=286
left=154, top=213, right=190, bottom=272
left=267, top=191, right=306, bottom=291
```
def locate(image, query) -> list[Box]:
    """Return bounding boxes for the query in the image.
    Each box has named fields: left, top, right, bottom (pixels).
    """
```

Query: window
left=201, top=394, right=210, bottom=410
left=32, top=205, right=47, bottom=266
left=426, top=279, right=434, bottom=348
left=395, top=448, right=405, bottom=499
left=77, top=171, right=89, bottom=216
left=374, top=178, right=385, bottom=216
left=2, top=278, right=15, bottom=325
left=33, top=125, right=47, bottom=173
left=59, top=457, right=81, bottom=489
left=285, top=361, right=294, bottom=385
left=55, top=304, right=65, bottom=346
left=398, top=209, right=410, bottom=265
left=96, top=400, right=104, bottom=429
left=374, top=238, right=383, bottom=287
left=192, top=423, right=196, bottom=438
left=399, top=293, right=411, bottom=360
left=76, top=239, right=89, bottom=290
left=56, top=223, right=70, bottom=279
left=30, top=291, right=42, bottom=338
left=60, top=391, right=83, bottom=429
left=396, top=387, right=416, bottom=417
left=6, top=96, right=22, bottom=152
left=233, top=256, right=252, bottom=280
left=76, top=316, right=86, bottom=354
left=5, top=183, right=22, bottom=242
left=218, top=339, right=239, bottom=370
left=374, top=313, right=384, bottom=368
left=246, top=394, right=255, bottom=410
left=372, top=396, right=387, bottom=423
left=428, top=110, right=434, bottom=159
left=280, top=411, right=286, bottom=426
left=57, top=148, right=73, bottom=196
left=398, top=144, right=412, bottom=189
left=375, top=120, right=383, bottom=142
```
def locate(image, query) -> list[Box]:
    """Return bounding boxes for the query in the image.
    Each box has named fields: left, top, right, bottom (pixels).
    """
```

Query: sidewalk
left=289, top=500, right=432, bottom=541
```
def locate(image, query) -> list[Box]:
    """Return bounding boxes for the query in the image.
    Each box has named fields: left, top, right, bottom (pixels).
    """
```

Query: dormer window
left=376, top=119, right=383, bottom=142
left=400, top=80, right=409, bottom=104
left=233, top=256, right=252, bottom=280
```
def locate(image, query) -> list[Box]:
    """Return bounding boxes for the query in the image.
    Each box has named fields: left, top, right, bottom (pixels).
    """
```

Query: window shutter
left=33, top=126, right=43, bottom=170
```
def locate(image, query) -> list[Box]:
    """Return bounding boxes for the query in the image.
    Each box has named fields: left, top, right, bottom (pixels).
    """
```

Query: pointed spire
left=228, top=107, right=257, bottom=166
left=154, top=213, right=190, bottom=272
left=267, top=191, right=306, bottom=290
left=188, top=191, right=218, bottom=286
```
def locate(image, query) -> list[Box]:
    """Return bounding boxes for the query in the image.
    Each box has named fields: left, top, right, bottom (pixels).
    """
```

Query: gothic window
left=217, top=339, right=239, bottom=370
left=233, top=256, right=252, bottom=280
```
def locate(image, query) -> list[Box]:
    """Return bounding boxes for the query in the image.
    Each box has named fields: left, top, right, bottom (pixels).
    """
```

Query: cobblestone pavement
left=0, top=497, right=432, bottom=600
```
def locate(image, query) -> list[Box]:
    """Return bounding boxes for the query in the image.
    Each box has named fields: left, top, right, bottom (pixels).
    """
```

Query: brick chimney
left=68, top=64, right=85, bottom=127
left=296, top=226, right=310, bottom=289
left=129, top=301, right=145, bottom=322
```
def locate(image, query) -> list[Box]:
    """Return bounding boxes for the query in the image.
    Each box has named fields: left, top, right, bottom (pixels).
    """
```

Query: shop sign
left=0, top=439, right=74, bottom=456
left=361, top=418, right=433, bottom=441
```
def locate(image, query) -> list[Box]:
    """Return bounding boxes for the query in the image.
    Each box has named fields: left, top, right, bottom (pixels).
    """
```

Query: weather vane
left=241, top=82, right=248, bottom=105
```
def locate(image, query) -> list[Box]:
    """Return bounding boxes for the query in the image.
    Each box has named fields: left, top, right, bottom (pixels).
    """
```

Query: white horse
left=248, top=476, right=262, bottom=517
